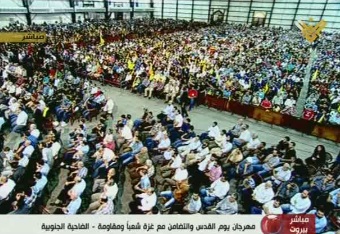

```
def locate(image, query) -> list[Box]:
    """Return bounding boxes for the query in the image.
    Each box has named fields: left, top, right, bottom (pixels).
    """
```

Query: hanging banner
left=0, top=32, right=47, bottom=43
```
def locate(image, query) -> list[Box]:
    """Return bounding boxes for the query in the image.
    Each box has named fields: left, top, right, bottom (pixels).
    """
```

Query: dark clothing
left=180, top=91, right=190, bottom=105
left=283, top=149, right=296, bottom=161
left=33, top=109, right=43, bottom=129
left=129, top=199, right=145, bottom=214
left=305, top=152, right=326, bottom=167
left=277, top=140, right=289, bottom=152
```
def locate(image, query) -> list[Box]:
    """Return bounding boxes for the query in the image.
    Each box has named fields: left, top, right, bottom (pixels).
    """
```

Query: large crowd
left=0, top=19, right=339, bottom=233
left=302, top=33, right=340, bottom=125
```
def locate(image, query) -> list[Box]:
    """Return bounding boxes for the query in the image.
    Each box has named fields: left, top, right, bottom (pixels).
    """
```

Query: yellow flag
left=318, top=114, right=325, bottom=123
left=150, top=64, right=155, bottom=75
left=312, top=70, right=319, bottom=81
left=149, top=64, right=154, bottom=79
left=99, top=31, right=105, bottom=46
left=43, top=107, right=49, bottom=118
left=264, top=83, right=269, bottom=94
left=128, top=60, right=135, bottom=70
left=201, top=60, right=206, bottom=72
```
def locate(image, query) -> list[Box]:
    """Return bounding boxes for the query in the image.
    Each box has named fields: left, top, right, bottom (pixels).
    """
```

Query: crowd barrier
left=204, top=95, right=340, bottom=143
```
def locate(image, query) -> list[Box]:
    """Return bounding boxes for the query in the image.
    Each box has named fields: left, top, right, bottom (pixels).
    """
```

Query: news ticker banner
left=0, top=32, right=47, bottom=43
left=0, top=214, right=315, bottom=234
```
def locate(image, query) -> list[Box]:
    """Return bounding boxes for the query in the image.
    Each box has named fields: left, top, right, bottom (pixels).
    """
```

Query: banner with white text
left=0, top=214, right=316, bottom=234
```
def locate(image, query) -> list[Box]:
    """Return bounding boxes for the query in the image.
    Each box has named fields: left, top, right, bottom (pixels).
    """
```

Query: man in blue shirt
left=329, top=188, right=340, bottom=208
left=32, top=172, right=48, bottom=197
left=308, top=208, right=327, bottom=234
left=54, top=190, right=82, bottom=215
left=134, top=170, right=151, bottom=194
left=120, top=138, right=144, bottom=165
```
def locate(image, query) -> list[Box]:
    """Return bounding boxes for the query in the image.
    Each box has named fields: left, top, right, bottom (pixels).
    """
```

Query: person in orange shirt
left=159, top=180, right=190, bottom=213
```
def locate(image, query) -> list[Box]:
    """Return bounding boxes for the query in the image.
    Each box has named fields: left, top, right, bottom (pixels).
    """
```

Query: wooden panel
left=252, top=108, right=282, bottom=126
left=311, top=125, right=340, bottom=143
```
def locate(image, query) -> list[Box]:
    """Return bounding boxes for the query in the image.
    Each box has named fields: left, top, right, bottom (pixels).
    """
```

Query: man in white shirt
left=29, top=124, right=40, bottom=139
left=183, top=193, right=202, bottom=214
left=121, top=124, right=133, bottom=141
left=130, top=187, right=157, bottom=214
left=173, top=110, right=183, bottom=128
left=270, top=163, right=292, bottom=185
left=200, top=176, right=230, bottom=209
left=12, top=107, right=28, bottom=133
left=210, top=133, right=233, bottom=157
left=198, top=153, right=213, bottom=172
left=7, top=82, right=15, bottom=94
left=152, top=148, right=174, bottom=164
left=245, top=134, right=261, bottom=150
left=200, top=122, right=220, bottom=140
left=208, top=122, right=220, bottom=139
left=102, top=148, right=116, bottom=162
left=40, top=143, right=53, bottom=166
left=0, top=116, right=4, bottom=131
left=91, top=85, right=98, bottom=95
left=54, top=190, right=82, bottom=215
left=257, top=197, right=283, bottom=215
left=53, top=176, right=85, bottom=207
left=5, top=98, right=19, bottom=119
left=252, top=181, right=275, bottom=206
left=233, top=124, right=252, bottom=147
left=103, top=98, right=114, bottom=115
left=164, top=164, right=188, bottom=186
left=22, top=140, right=34, bottom=158
left=85, top=179, right=118, bottom=214
left=0, top=176, right=16, bottom=200
left=154, top=134, right=171, bottom=152
left=117, top=123, right=133, bottom=149
left=159, top=154, right=182, bottom=181
left=281, top=190, right=311, bottom=214
left=70, top=176, right=86, bottom=197
left=1, top=147, right=14, bottom=177
left=158, top=102, right=174, bottom=120
left=178, top=137, right=202, bottom=157
left=196, top=143, right=210, bottom=160
left=284, top=97, right=296, bottom=108
left=208, top=193, right=238, bottom=214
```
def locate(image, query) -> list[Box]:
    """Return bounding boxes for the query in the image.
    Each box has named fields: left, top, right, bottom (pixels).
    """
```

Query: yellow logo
left=295, top=18, right=327, bottom=43
left=0, top=32, right=46, bottom=43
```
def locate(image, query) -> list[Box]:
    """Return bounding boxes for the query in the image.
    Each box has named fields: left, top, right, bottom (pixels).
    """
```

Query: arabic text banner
left=0, top=215, right=262, bottom=234
left=0, top=32, right=47, bottom=43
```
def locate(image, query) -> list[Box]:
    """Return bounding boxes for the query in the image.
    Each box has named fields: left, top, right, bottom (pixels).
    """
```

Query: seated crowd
left=303, top=33, right=340, bottom=125
left=0, top=57, right=112, bottom=214
left=119, top=26, right=309, bottom=117
left=2, top=19, right=311, bottom=118
left=0, top=19, right=338, bottom=234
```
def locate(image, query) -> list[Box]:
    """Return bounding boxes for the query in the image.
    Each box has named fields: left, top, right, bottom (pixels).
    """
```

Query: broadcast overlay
left=0, top=32, right=47, bottom=43
left=0, top=214, right=316, bottom=234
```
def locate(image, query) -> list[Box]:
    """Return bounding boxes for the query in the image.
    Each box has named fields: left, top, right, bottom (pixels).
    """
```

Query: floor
left=98, top=85, right=339, bottom=159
